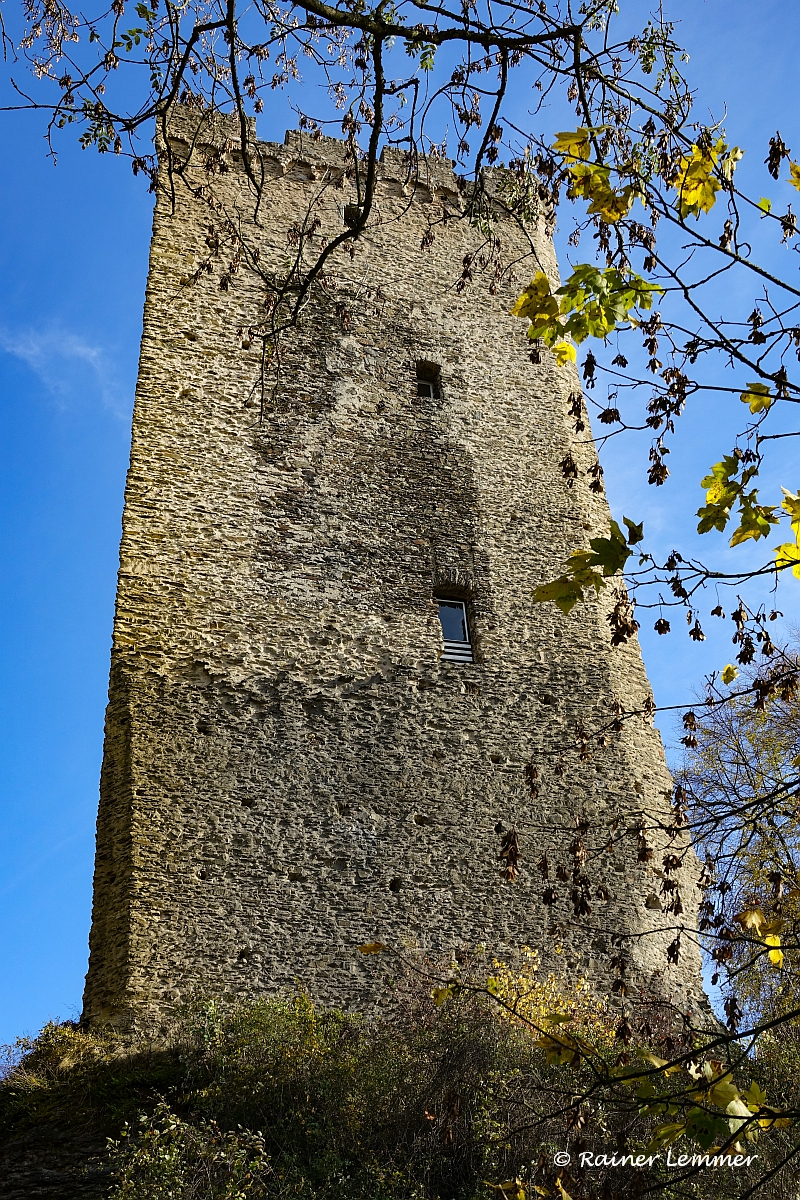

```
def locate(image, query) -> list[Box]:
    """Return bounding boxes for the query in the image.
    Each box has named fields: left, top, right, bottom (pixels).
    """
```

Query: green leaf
left=758, top=197, right=772, bottom=213
left=405, top=38, right=437, bottom=68
left=697, top=502, right=733, bottom=534
left=647, top=1121, right=686, bottom=1153
left=533, top=574, right=594, bottom=615
left=512, top=267, right=662, bottom=354
left=533, top=519, right=635, bottom=614
left=742, top=1081, right=768, bottom=1109
left=700, top=455, right=740, bottom=491
left=420, top=45, right=436, bottom=70
left=685, top=1107, right=731, bottom=1150
left=584, top=520, right=632, bottom=575
left=707, top=1079, right=740, bottom=1107
left=729, top=493, right=780, bottom=546
left=119, top=26, right=144, bottom=48
left=623, top=516, right=644, bottom=545
left=697, top=456, right=742, bottom=534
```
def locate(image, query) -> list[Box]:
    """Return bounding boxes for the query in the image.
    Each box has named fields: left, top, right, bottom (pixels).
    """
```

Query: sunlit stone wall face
left=82, top=109, right=702, bottom=1027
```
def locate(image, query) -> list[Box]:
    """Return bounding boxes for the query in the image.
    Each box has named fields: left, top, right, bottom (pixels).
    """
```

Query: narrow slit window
left=416, top=361, right=441, bottom=399
left=437, top=598, right=474, bottom=663
left=343, top=203, right=363, bottom=229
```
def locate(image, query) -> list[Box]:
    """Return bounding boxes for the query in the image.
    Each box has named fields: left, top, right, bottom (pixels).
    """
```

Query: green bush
left=2, top=980, right=795, bottom=1199
left=108, top=1103, right=271, bottom=1199
left=0, top=987, right=578, bottom=1199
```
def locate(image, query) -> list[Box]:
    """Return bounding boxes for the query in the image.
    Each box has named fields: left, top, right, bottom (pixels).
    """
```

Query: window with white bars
left=416, top=361, right=441, bottom=399
left=437, top=598, right=473, bottom=663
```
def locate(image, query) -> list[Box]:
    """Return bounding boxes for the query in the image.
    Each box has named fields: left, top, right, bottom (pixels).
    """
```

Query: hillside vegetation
left=2, top=960, right=798, bottom=1199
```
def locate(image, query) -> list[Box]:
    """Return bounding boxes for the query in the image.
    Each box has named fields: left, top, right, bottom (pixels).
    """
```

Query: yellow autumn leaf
left=782, top=487, right=800, bottom=529
left=759, top=1113, right=793, bottom=1129
left=673, top=141, right=724, bottom=217
left=775, top=539, right=800, bottom=579
left=553, top=341, right=577, bottom=367
left=358, top=941, right=386, bottom=954
left=705, top=480, right=727, bottom=505
left=566, top=161, right=635, bottom=223
left=484, top=1180, right=527, bottom=1200
left=553, top=128, right=592, bottom=162
left=510, top=271, right=558, bottom=320
left=740, top=382, right=773, bottom=414
left=765, top=934, right=784, bottom=967
left=432, top=985, right=454, bottom=1006
left=734, top=907, right=766, bottom=935
left=789, top=162, right=800, bottom=191
left=590, top=185, right=635, bottom=223
left=758, top=197, right=772, bottom=213
left=642, top=1052, right=680, bottom=1075
left=721, top=664, right=738, bottom=684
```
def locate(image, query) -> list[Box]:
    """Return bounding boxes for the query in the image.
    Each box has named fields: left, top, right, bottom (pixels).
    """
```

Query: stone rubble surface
left=82, top=108, right=702, bottom=1027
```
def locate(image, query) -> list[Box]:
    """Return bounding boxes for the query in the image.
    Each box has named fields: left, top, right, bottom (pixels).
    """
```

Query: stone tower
left=82, top=108, right=699, bottom=1026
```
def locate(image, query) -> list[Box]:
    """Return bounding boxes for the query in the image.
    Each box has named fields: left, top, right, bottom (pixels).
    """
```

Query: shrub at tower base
left=1, top=958, right=798, bottom=1200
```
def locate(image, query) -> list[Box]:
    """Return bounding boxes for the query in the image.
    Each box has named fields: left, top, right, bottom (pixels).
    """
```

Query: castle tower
left=83, top=109, right=700, bottom=1026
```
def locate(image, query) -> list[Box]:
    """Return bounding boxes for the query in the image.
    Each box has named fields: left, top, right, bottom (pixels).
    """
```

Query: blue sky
left=1, top=0, right=798, bottom=1045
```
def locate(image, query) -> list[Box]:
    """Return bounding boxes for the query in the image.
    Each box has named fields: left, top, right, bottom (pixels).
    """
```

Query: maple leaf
left=553, top=127, right=593, bottom=162
left=740, top=381, right=773, bottom=414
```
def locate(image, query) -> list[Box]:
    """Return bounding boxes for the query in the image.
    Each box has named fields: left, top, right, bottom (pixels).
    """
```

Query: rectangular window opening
left=437, top=598, right=474, bottom=663
left=416, top=361, right=441, bottom=399
left=343, top=203, right=363, bottom=229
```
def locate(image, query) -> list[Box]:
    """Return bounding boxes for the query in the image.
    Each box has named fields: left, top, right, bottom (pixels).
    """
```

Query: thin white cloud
left=0, top=325, right=131, bottom=419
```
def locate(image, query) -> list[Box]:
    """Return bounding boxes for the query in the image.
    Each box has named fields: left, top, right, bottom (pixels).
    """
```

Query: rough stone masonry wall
left=82, top=109, right=703, bottom=1027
